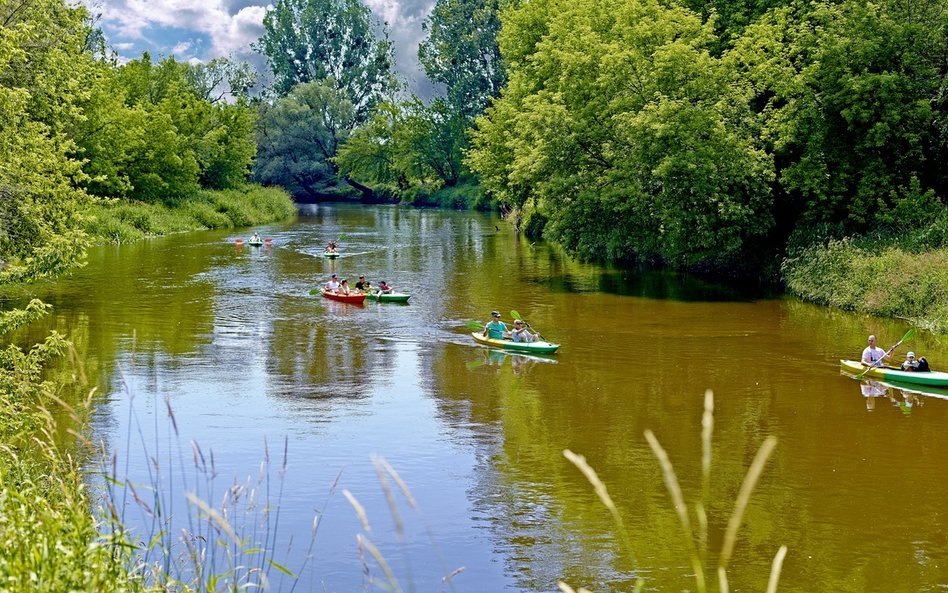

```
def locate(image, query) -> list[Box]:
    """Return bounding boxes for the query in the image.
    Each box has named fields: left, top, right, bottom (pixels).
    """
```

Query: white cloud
left=171, top=41, right=192, bottom=54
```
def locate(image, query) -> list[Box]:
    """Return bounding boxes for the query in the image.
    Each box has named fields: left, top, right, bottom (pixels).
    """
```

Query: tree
left=0, top=0, right=96, bottom=282
left=254, top=80, right=359, bottom=200
left=468, top=0, right=775, bottom=270
left=418, top=0, right=507, bottom=118
left=255, top=0, right=395, bottom=120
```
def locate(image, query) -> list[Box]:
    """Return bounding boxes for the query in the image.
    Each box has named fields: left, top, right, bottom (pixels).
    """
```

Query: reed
left=563, top=390, right=783, bottom=593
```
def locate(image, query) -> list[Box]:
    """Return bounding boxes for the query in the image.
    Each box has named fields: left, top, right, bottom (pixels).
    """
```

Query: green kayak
left=322, top=251, right=340, bottom=259
left=366, top=291, right=411, bottom=303
left=471, top=332, right=560, bottom=354
left=840, top=359, right=948, bottom=387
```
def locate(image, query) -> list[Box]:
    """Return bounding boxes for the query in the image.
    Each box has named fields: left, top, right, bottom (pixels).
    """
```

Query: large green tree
left=418, top=0, right=507, bottom=118
left=728, top=0, right=948, bottom=233
left=0, top=0, right=96, bottom=282
left=468, top=0, right=774, bottom=270
left=255, top=0, right=395, bottom=119
left=255, top=80, right=360, bottom=200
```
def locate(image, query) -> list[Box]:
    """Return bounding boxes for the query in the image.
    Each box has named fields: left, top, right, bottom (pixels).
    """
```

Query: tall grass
left=84, top=184, right=297, bottom=243
left=562, top=390, right=786, bottom=593
left=782, top=237, right=948, bottom=333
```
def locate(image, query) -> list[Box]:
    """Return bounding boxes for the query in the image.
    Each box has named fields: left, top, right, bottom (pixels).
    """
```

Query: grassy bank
left=781, top=218, right=948, bottom=333
left=84, top=184, right=297, bottom=243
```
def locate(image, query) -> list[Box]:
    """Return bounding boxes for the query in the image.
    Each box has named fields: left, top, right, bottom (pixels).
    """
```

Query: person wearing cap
left=510, top=319, right=535, bottom=343
left=901, top=352, right=919, bottom=371
left=355, top=275, right=369, bottom=291
left=325, top=274, right=340, bottom=292
left=483, top=311, right=508, bottom=339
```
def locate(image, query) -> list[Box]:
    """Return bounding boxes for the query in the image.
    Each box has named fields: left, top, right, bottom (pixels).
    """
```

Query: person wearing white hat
left=900, top=351, right=919, bottom=371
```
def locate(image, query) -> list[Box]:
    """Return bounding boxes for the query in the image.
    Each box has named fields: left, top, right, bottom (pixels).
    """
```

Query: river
left=5, top=203, right=948, bottom=593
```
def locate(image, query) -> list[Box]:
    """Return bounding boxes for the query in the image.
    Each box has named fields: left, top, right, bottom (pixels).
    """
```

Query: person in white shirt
left=325, top=274, right=340, bottom=292
left=861, top=335, right=889, bottom=368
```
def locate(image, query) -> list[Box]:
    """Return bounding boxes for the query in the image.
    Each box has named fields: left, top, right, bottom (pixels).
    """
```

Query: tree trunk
left=344, top=176, right=375, bottom=201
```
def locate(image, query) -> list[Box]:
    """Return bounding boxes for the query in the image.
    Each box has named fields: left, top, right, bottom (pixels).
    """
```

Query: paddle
left=855, top=328, right=915, bottom=379
left=309, top=288, right=323, bottom=295
left=510, top=309, right=544, bottom=342
left=466, top=320, right=484, bottom=331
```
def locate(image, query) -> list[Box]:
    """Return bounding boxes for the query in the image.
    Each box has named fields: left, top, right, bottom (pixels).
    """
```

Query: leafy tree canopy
left=418, top=0, right=507, bottom=118
left=255, top=0, right=396, bottom=120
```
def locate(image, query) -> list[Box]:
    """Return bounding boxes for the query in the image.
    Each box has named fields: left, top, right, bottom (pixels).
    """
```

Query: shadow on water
left=541, top=268, right=779, bottom=302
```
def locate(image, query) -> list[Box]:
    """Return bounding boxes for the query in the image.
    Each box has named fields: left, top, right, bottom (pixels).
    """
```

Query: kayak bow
left=840, top=359, right=948, bottom=387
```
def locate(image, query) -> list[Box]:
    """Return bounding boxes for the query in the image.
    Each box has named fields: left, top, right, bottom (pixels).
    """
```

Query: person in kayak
left=325, top=274, right=340, bottom=292
left=511, top=319, right=535, bottom=343
left=337, top=279, right=351, bottom=295
left=355, top=275, right=369, bottom=291
left=483, top=311, right=507, bottom=339
left=861, top=335, right=890, bottom=368
left=325, top=240, right=337, bottom=253
left=901, top=352, right=919, bottom=371
left=250, top=232, right=261, bottom=243
left=378, top=280, right=393, bottom=294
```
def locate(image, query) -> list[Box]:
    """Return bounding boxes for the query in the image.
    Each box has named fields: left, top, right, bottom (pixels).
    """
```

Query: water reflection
left=6, top=204, right=948, bottom=593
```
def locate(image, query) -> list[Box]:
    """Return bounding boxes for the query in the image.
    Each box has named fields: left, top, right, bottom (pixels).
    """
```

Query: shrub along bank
left=782, top=217, right=948, bottom=333
left=83, top=184, right=297, bottom=243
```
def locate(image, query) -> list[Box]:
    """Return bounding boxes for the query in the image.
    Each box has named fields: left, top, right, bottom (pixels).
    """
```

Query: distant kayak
left=840, top=359, right=948, bottom=387
left=323, top=251, right=340, bottom=259
left=320, top=289, right=365, bottom=304
left=366, top=291, right=411, bottom=303
left=471, top=332, right=560, bottom=354
left=247, top=241, right=264, bottom=246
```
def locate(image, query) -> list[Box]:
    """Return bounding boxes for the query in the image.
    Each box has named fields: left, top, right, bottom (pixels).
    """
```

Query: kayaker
left=250, top=232, right=261, bottom=243
left=901, top=352, right=919, bottom=371
left=861, top=335, right=889, bottom=368
left=337, top=279, right=351, bottom=295
left=326, top=240, right=337, bottom=253
left=325, top=274, right=340, bottom=292
left=511, top=319, right=535, bottom=343
left=355, top=275, right=369, bottom=292
left=483, top=311, right=507, bottom=339
left=378, top=280, right=393, bottom=294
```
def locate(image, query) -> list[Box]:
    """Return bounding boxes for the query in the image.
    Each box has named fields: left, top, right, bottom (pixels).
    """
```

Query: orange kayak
left=320, top=289, right=365, bottom=304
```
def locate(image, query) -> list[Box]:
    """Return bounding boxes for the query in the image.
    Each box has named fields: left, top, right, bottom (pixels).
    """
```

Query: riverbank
left=83, top=184, right=297, bottom=243
left=781, top=218, right=948, bottom=333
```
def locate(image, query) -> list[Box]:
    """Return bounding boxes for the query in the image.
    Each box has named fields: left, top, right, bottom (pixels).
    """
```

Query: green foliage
left=255, top=80, right=358, bottom=200
left=469, top=0, right=774, bottom=269
left=782, top=235, right=948, bottom=333
left=0, top=0, right=95, bottom=284
left=75, top=53, right=258, bottom=205
left=255, top=0, right=396, bottom=118
left=84, top=185, right=296, bottom=241
left=418, top=0, right=506, bottom=118
left=728, top=0, right=947, bottom=233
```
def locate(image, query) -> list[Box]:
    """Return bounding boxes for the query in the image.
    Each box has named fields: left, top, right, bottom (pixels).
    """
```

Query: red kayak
left=320, top=289, right=365, bottom=304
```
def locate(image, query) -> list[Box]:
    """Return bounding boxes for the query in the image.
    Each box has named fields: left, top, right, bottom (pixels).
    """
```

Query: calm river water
left=6, top=203, right=948, bottom=593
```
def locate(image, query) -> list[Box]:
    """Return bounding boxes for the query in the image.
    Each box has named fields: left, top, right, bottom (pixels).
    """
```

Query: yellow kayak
left=471, top=332, right=560, bottom=354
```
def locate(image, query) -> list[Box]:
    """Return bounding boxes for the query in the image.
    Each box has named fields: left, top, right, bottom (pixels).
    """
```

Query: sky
left=82, top=0, right=437, bottom=94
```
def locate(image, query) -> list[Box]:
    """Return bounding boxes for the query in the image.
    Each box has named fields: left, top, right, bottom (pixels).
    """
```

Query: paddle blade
left=338, top=233, right=347, bottom=241
left=902, top=328, right=915, bottom=343
left=309, top=288, right=321, bottom=295
left=264, top=238, right=273, bottom=242
left=466, top=320, right=483, bottom=330
left=510, top=309, right=521, bottom=321
left=234, top=239, right=243, bottom=243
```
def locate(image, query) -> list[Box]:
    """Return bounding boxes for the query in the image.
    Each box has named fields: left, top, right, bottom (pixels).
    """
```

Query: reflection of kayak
left=366, top=291, right=410, bottom=303
left=867, top=378, right=948, bottom=400
left=471, top=332, right=560, bottom=354
left=320, top=289, right=365, bottom=304
left=840, top=360, right=948, bottom=387
left=323, top=251, right=340, bottom=259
